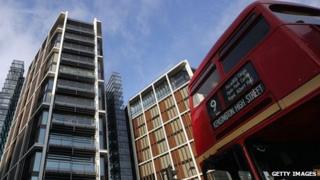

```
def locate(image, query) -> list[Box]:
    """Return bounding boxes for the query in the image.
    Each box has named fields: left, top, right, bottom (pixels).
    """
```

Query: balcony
left=46, top=159, right=96, bottom=176
left=63, top=42, right=94, bottom=56
left=54, top=95, right=95, bottom=115
left=66, top=24, right=94, bottom=35
left=56, top=79, right=95, bottom=98
left=51, top=113, right=95, bottom=134
left=49, top=134, right=95, bottom=151
left=64, top=32, right=94, bottom=45
left=59, top=65, right=95, bottom=83
left=60, top=53, right=94, bottom=69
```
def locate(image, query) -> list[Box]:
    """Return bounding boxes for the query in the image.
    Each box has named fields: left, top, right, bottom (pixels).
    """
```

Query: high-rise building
left=0, top=12, right=107, bottom=180
left=0, top=60, right=24, bottom=157
left=127, top=60, right=202, bottom=179
left=105, top=72, right=135, bottom=180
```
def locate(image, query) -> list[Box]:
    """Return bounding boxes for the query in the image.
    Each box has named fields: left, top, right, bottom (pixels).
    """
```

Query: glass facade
left=0, top=13, right=105, bottom=180
left=0, top=60, right=24, bottom=157
left=106, top=73, right=134, bottom=180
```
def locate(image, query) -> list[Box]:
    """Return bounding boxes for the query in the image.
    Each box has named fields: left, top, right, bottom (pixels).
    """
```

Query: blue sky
left=0, top=0, right=319, bottom=102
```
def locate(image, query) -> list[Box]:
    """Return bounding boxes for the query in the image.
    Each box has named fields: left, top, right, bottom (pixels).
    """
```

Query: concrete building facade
left=128, top=60, right=202, bottom=180
left=0, top=12, right=107, bottom=180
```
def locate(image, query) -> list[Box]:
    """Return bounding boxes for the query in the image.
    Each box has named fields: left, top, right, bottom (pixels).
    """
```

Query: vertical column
left=93, top=18, right=101, bottom=180
left=38, top=12, right=68, bottom=180
left=165, top=61, right=201, bottom=179
left=127, top=105, right=141, bottom=180
left=139, top=94, right=158, bottom=180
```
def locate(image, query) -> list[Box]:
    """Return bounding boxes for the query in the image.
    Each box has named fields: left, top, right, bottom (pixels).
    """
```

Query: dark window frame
left=219, top=13, right=270, bottom=73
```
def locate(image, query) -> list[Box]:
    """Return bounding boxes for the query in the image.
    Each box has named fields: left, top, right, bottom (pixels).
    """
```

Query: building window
left=40, top=111, right=49, bottom=125
left=142, top=90, right=156, bottom=109
left=130, top=100, right=142, bottom=117
left=220, top=15, right=269, bottom=72
left=36, top=128, right=46, bottom=144
left=32, top=152, right=42, bottom=172
left=192, top=65, right=219, bottom=107
left=169, top=69, right=190, bottom=90
left=99, top=116, right=107, bottom=150
left=155, top=80, right=171, bottom=101
left=99, top=85, right=105, bottom=110
left=98, top=39, right=103, bottom=56
left=98, top=59, right=104, bottom=80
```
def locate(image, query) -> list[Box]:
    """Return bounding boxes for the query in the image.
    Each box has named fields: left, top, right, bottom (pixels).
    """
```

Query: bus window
left=220, top=15, right=269, bottom=72
left=270, top=4, right=320, bottom=25
left=192, top=65, right=219, bottom=107
left=204, top=145, right=252, bottom=180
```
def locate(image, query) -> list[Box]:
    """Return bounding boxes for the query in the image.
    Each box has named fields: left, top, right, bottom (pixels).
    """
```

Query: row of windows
left=52, top=113, right=94, bottom=126
left=55, top=95, right=94, bottom=107
left=130, top=68, right=191, bottom=117
left=155, top=80, right=171, bottom=100
left=49, top=133, right=94, bottom=149
left=142, top=91, right=156, bottom=109
left=192, top=15, right=270, bottom=107
left=59, top=65, right=95, bottom=78
left=130, top=100, right=142, bottom=117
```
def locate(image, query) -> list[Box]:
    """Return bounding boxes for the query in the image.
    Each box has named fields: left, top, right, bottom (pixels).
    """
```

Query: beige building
left=128, top=60, right=202, bottom=180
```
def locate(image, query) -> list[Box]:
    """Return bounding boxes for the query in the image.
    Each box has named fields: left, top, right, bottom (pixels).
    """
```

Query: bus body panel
left=189, top=1, right=320, bottom=178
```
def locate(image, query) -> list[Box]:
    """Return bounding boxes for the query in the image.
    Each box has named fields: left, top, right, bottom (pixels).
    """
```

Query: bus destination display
left=207, top=63, right=264, bottom=128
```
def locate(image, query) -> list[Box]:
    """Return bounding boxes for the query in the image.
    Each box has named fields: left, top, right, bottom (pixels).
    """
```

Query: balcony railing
left=63, top=42, right=94, bottom=54
left=66, top=24, right=94, bottom=34
left=57, top=79, right=94, bottom=93
left=61, top=53, right=94, bottom=66
left=46, top=159, right=96, bottom=175
left=52, top=113, right=95, bottom=127
left=55, top=95, right=94, bottom=110
left=59, top=65, right=95, bottom=79
left=64, top=33, right=94, bottom=44
left=49, top=134, right=95, bottom=150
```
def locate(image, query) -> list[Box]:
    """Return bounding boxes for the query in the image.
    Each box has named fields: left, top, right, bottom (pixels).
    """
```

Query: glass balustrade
left=52, top=113, right=95, bottom=126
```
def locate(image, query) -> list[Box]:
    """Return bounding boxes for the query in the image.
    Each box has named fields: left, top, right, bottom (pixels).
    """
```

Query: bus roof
left=189, top=0, right=317, bottom=93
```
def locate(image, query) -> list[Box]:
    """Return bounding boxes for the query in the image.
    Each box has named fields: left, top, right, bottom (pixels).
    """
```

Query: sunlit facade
left=128, top=60, right=202, bottom=180
left=0, top=12, right=107, bottom=180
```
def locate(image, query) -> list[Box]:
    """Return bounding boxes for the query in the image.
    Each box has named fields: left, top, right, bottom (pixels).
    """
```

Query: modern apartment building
left=105, top=72, right=135, bottom=180
left=0, top=12, right=107, bottom=180
left=0, top=60, right=24, bottom=157
left=127, top=60, right=202, bottom=179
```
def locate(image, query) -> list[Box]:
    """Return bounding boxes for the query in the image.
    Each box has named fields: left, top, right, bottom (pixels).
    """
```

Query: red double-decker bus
left=189, top=1, right=320, bottom=179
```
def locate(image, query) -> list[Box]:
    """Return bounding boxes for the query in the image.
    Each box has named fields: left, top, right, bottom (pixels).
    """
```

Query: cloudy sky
left=0, top=0, right=319, bottom=102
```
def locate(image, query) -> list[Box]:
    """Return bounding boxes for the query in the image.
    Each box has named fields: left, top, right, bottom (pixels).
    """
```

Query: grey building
left=106, top=73, right=135, bottom=180
left=0, top=12, right=107, bottom=180
left=0, top=60, right=24, bottom=157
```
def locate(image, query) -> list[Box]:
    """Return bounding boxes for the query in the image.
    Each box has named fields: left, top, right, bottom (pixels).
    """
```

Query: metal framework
left=0, top=60, right=24, bottom=157
left=106, top=72, right=134, bottom=180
